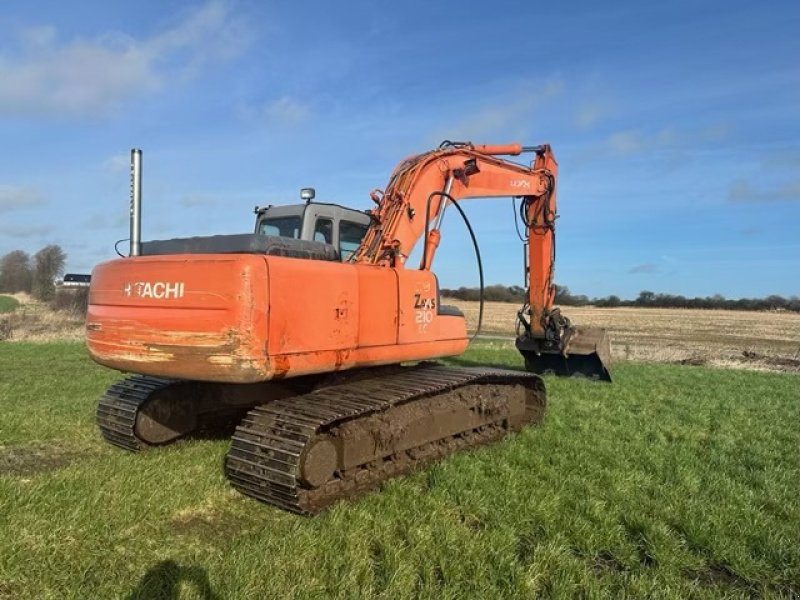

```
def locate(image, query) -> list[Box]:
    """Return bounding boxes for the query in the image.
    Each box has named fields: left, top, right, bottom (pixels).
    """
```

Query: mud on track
left=226, top=366, right=546, bottom=514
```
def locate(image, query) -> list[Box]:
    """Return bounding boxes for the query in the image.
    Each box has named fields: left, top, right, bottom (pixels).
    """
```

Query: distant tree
left=595, top=294, right=621, bottom=308
left=765, top=295, right=787, bottom=310
left=483, top=285, right=520, bottom=302
left=456, top=286, right=480, bottom=301
left=0, top=250, right=33, bottom=293
left=442, top=284, right=526, bottom=302
left=554, top=285, right=590, bottom=306
left=32, top=245, right=66, bottom=301
left=443, top=283, right=799, bottom=312
left=636, top=290, right=656, bottom=306
left=553, top=285, right=578, bottom=305
left=508, top=285, right=526, bottom=297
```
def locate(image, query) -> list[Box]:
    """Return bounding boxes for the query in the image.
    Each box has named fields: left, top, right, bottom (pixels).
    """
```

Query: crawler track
left=96, top=375, right=174, bottom=452
left=224, top=365, right=545, bottom=514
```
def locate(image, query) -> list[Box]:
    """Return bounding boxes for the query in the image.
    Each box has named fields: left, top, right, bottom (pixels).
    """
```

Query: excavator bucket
left=517, top=327, right=612, bottom=382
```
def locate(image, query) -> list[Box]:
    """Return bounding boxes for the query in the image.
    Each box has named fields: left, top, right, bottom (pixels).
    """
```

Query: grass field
left=0, top=295, right=19, bottom=314
left=1, top=342, right=798, bottom=599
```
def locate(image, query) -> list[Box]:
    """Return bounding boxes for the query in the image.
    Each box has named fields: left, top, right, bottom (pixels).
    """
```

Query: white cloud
left=434, top=79, right=564, bottom=142
left=112, top=212, right=130, bottom=228
left=740, top=226, right=761, bottom=236
left=238, top=96, right=312, bottom=126
left=573, top=103, right=608, bottom=129
left=0, top=1, right=253, bottom=117
left=763, top=149, right=800, bottom=169
left=147, top=1, right=254, bottom=78
left=608, top=128, right=675, bottom=154
left=728, top=180, right=800, bottom=203
left=0, top=223, right=54, bottom=237
left=78, top=211, right=129, bottom=231
left=102, top=153, right=131, bottom=173
left=607, top=124, right=727, bottom=156
left=179, top=194, right=219, bottom=207
left=628, top=263, right=659, bottom=274
left=700, top=123, right=730, bottom=141
left=263, top=97, right=311, bottom=124
left=607, top=130, right=644, bottom=154
left=0, top=185, right=43, bottom=212
left=19, top=25, right=57, bottom=50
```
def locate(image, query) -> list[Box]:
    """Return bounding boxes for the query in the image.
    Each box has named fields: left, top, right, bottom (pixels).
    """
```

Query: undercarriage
left=96, top=364, right=545, bottom=514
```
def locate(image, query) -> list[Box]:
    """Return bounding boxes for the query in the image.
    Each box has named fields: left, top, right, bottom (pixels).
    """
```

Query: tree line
left=441, top=285, right=800, bottom=312
left=3, top=246, right=797, bottom=313
left=0, top=245, right=66, bottom=301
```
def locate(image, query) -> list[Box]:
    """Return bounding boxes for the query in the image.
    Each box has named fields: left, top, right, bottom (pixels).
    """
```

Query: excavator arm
left=355, top=141, right=611, bottom=380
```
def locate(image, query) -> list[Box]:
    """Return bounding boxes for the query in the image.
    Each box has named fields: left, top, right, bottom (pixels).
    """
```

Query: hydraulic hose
left=423, top=191, right=484, bottom=342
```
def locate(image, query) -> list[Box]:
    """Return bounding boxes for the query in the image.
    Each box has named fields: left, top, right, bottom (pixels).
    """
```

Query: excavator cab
left=134, top=190, right=371, bottom=262
left=254, top=190, right=371, bottom=261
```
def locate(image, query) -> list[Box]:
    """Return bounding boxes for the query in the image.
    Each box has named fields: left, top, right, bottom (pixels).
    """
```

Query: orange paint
left=87, top=254, right=468, bottom=382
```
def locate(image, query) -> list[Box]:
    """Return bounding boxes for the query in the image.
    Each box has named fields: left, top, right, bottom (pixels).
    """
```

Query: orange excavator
left=87, top=142, right=611, bottom=514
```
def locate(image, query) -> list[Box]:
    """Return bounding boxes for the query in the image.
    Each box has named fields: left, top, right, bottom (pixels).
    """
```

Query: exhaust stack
left=130, top=149, right=142, bottom=257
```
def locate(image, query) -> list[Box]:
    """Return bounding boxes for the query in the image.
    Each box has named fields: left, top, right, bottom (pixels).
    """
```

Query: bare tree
left=32, top=245, right=66, bottom=301
left=0, top=250, right=33, bottom=293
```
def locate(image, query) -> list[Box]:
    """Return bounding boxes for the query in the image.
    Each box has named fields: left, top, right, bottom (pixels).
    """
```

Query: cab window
left=314, top=218, right=333, bottom=244
left=260, top=216, right=301, bottom=238
left=339, top=220, right=368, bottom=259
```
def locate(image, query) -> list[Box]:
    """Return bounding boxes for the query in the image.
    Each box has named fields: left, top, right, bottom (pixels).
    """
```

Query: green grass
left=1, top=342, right=798, bottom=599
left=0, top=295, right=19, bottom=314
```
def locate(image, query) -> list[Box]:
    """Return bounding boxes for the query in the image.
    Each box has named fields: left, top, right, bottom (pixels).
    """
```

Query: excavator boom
left=351, top=141, right=612, bottom=380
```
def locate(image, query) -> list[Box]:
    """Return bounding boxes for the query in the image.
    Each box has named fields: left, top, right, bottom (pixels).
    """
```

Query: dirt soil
left=0, top=442, right=89, bottom=477
left=448, top=299, right=800, bottom=374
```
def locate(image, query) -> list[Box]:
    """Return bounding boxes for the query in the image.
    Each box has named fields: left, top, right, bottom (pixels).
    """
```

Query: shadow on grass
left=126, top=560, right=220, bottom=600
left=185, top=411, right=248, bottom=442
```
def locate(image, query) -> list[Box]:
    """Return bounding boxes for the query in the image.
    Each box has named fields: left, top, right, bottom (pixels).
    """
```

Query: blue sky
left=0, top=0, right=797, bottom=299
